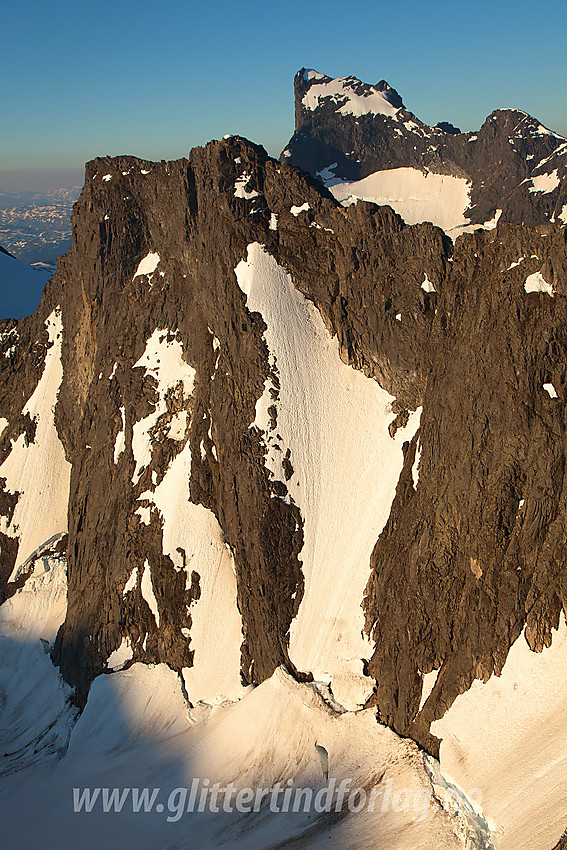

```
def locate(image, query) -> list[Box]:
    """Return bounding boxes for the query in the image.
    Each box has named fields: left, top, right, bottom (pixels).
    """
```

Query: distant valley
left=0, top=186, right=80, bottom=264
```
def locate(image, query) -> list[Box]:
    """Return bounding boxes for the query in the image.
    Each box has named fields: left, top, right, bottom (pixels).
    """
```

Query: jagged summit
left=296, top=68, right=405, bottom=117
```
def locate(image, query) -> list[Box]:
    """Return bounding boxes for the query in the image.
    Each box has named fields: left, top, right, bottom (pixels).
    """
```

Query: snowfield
left=0, top=550, right=489, bottom=849
left=431, top=619, right=567, bottom=850
left=327, top=167, right=472, bottom=235
left=236, top=244, right=421, bottom=711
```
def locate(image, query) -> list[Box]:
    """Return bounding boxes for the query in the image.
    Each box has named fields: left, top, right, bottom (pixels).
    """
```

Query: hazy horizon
left=3, top=0, right=566, bottom=197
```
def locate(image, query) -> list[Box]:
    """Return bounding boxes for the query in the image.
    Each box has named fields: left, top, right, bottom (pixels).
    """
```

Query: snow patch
left=481, top=209, right=502, bottom=230
left=524, top=271, right=554, bottom=296
left=0, top=417, right=8, bottom=438
left=140, top=559, right=160, bottom=627
left=123, top=565, right=138, bottom=595
left=419, top=668, right=439, bottom=711
left=543, top=382, right=558, bottom=398
left=131, top=330, right=195, bottom=485
left=133, top=251, right=160, bottom=280
left=528, top=169, right=560, bottom=194
left=106, top=638, right=132, bottom=671
left=113, top=405, right=126, bottom=463
left=505, top=258, right=524, bottom=271
left=234, top=172, right=260, bottom=200
left=412, top=440, right=422, bottom=488
left=421, top=273, right=436, bottom=293
left=290, top=202, right=310, bottom=216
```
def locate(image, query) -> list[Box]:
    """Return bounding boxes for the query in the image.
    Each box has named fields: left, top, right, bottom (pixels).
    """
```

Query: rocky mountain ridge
left=1, top=73, right=567, bottom=848
left=285, top=68, right=567, bottom=230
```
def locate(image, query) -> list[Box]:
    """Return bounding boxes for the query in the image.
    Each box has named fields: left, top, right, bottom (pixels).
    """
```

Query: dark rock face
left=46, top=140, right=452, bottom=704
left=364, top=223, right=567, bottom=755
left=47, top=142, right=311, bottom=702
left=1, top=130, right=566, bottom=767
left=285, top=68, right=567, bottom=228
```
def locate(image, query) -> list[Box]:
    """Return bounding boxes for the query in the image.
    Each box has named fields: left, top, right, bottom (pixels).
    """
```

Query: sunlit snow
left=421, top=274, right=436, bottom=293
left=234, top=172, right=260, bottom=200
left=524, top=271, right=554, bottom=296
left=328, top=168, right=472, bottom=235
left=133, top=251, right=160, bottom=280
left=140, top=559, right=160, bottom=627
left=432, top=619, right=567, bottom=849
left=235, top=243, right=421, bottom=710
left=527, top=169, right=560, bottom=194
left=131, top=330, right=195, bottom=485
left=303, top=75, right=401, bottom=119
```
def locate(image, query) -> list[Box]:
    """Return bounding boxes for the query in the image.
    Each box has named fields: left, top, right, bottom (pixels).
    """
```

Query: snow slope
left=235, top=244, right=421, bottom=710
left=0, top=545, right=76, bottom=776
left=0, top=309, right=71, bottom=576
left=137, top=438, right=245, bottom=705
left=0, top=660, right=487, bottom=849
left=431, top=618, right=567, bottom=849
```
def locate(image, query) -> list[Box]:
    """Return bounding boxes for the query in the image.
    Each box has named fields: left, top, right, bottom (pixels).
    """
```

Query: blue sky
left=2, top=0, right=566, bottom=190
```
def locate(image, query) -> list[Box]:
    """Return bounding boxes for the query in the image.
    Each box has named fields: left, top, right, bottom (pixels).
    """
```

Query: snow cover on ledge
left=326, top=167, right=472, bottom=235
left=235, top=243, right=421, bottom=710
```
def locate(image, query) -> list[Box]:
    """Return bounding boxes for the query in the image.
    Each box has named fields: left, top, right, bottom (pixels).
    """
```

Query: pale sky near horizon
left=2, top=0, right=566, bottom=192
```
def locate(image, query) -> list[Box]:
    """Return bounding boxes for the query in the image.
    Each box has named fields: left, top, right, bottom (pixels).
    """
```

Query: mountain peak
left=375, top=79, right=404, bottom=110
left=295, top=68, right=404, bottom=119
